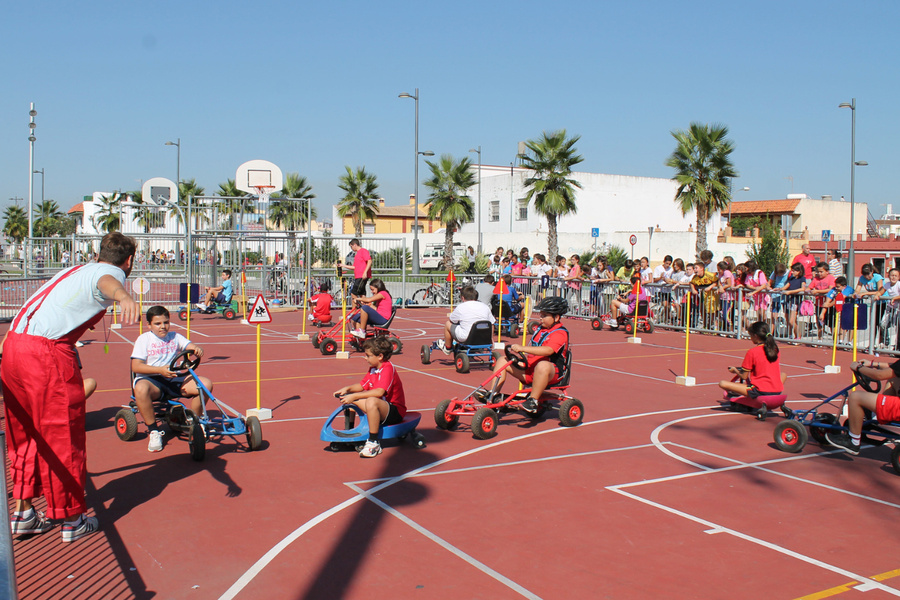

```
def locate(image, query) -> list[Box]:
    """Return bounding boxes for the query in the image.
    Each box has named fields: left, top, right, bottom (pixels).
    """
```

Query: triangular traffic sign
left=248, top=294, right=273, bottom=324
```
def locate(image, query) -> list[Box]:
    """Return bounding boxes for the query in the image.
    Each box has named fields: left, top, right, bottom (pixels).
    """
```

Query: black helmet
left=534, top=296, right=568, bottom=316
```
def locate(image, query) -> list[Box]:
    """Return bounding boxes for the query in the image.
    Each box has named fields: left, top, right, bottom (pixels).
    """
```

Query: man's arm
left=98, top=274, right=139, bottom=324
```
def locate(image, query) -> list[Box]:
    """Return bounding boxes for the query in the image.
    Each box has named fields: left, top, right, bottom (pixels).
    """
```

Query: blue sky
left=2, top=0, right=898, bottom=224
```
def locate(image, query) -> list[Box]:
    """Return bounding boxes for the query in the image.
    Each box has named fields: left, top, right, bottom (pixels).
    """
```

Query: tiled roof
left=67, top=202, right=84, bottom=214
left=371, top=205, right=428, bottom=218
left=729, top=199, right=800, bottom=215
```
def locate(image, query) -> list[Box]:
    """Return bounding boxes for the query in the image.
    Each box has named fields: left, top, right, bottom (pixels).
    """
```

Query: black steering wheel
left=170, top=350, right=201, bottom=374
left=504, top=345, right=529, bottom=370
left=853, top=365, right=882, bottom=394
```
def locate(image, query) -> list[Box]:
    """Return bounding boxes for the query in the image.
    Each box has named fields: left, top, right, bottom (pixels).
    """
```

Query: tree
left=176, top=178, right=209, bottom=230
left=337, top=166, right=380, bottom=238
left=93, top=192, right=124, bottom=233
left=519, top=130, right=584, bottom=261
left=746, top=220, right=790, bottom=276
left=131, top=189, right=166, bottom=234
left=270, top=172, right=317, bottom=264
left=33, top=200, right=66, bottom=237
left=665, top=122, right=739, bottom=255
left=217, top=179, right=255, bottom=229
left=3, top=205, right=27, bottom=258
left=423, top=154, right=476, bottom=269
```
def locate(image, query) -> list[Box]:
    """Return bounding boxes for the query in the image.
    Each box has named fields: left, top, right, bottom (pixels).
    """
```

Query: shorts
left=450, top=323, right=464, bottom=342
left=382, top=403, right=403, bottom=426
left=215, top=293, right=228, bottom=304
left=875, top=395, right=900, bottom=422
left=747, top=386, right=782, bottom=400
left=137, top=375, right=189, bottom=400
left=620, top=305, right=634, bottom=316
left=349, top=305, right=389, bottom=326
left=350, top=278, right=369, bottom=296
left=522, top=362, right=561, bottom=386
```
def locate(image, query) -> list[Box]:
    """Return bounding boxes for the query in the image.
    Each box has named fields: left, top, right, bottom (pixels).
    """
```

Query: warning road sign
left=248, top=294, right=272, bottom=324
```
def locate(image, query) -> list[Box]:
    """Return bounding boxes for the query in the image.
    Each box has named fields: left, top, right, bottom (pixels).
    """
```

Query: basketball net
left=254, top=186, right=275, bottom=204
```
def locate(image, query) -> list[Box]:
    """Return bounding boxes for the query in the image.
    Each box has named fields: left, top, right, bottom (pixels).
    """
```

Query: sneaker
left=604, top=319, right=618, bottom=329
left=10, top=509, right=53, bottom=536
left=147, top=430, right=164, bottom=452
left=351, top=329, right=366, bottom=339
left=473, top=389, right=493, bottom=403
left=825, top=432, right=860, bottom=455
left=61, top=516, right=99, bottom=542
left=520, top=396, right=538, bottom=413
left=196, top=303, right=206, bottom=311
left=359, top=440, right=382, bottom=458
left=436, top=339, right=452, bottom=355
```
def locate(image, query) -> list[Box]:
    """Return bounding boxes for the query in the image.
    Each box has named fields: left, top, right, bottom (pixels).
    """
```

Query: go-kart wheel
left=412, top=431, right=426, bottom=448
left=456, top=353, right=470, bottom=373
left=329, top=442, right=343, bottom=452
left=559, top=397, right=584, bottom=427
left=420, top=344, right=431, bottom=365
left=774, top=420, right=808, bottom=453
left=891, top=445, right=900, bottom=475
left=645, top=320, right=655, bottom=334
left=504, top=345, right=529, bottom=370
left=312, top=335, right=321, bottom=349
left=624, top=321, right=634, bottom=334
left=387, top=336, right=403, bottom=355
left=810, top=413, right=839, bottom=445
left=434, top=399, right=459, bottom=430
left=223, top=308, right=236, bottom=320
left=189, top=422, right=206, bottom=461
left=178, top=309, right=188, bottom=321
left=591, top=318, right=602, bottom=330
left=527, top=320, right=540, bottom=335
left=246, top=416, right=263, bottom=451
left=320, top=338, right=337, bottom=355
left=511, top=324, right=520, bottom=338
left=170, top=350, right=201, bottom=373
left=472, top=407, right=499, bottom=440
left=854, top=368, right=882, bottom=394
left=114, top=408, right=138, bottom=441
left=166, top=404, right=188, bottom=435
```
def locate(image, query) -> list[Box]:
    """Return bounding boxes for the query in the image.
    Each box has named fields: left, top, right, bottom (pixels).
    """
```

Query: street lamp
left=165, top=138, right=181, bottom=188
left=399, top=89, right=427, bottom=274
left=469, top=146, right=482, bottom=254
left=728, top=186, right=749, bottom=227
left=33, top=169, right=44, bottom=204
left=839, top=99, right=865, bottom=283
left=27, top=103, right=36, bottom=276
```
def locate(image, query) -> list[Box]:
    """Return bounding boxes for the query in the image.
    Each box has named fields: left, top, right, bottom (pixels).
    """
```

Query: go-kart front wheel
left=591, top=318, right=602, bottom=330
left=246, top=416, right=263, bottom=451
left=891, top=445, right=900, bottom=475
left=115, top=408, right=138, bottom=441
left=420, top=344, right=431, bottom=364
left=559, top=398, right=584, bottom=427
left=472, top=407, right=499, bottom=440
left=178, top=309, right=188, bottom=321
left=320, top=338, right=338, bottom=355
left=387, top=336, right=403, bottom=355
left=223, top=308, right=237, bottom=320
left=434, top=399, right=459, bottom=430
left=189, top=422, right=206, bottom=461
left=455, top=353, right=470, bottom=373
left=774, top=420, right=807, bottom=453
left=527, top=320, right=540, bottom=335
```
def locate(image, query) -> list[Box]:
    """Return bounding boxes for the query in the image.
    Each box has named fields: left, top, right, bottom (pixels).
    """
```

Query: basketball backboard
left=235, top=160, right=283, bottom=196
left=141, top=177, right=178, bottom=206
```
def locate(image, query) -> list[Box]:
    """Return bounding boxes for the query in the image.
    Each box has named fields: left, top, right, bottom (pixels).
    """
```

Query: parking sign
left=822, top=230, right=832, bottom=242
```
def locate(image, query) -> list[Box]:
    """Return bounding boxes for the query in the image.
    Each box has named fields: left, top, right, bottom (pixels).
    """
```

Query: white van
left=420, top=243, right=466, bottom=271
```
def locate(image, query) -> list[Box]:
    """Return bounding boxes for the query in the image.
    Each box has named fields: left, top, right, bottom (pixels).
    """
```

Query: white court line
left=574, top=361, right=678, bottom=385
left=640, top=340, right=828, bottom=373
left=345, top=483, right=542, bottom=600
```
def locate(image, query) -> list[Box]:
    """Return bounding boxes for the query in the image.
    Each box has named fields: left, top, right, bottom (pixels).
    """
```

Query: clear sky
left=2, top=0, right=898, bottom=225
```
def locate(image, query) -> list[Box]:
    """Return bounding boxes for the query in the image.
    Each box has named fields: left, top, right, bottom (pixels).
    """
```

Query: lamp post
left=728, top=186, right=749, bottom=226
left=165, top=138, right=181, bottom=188
left=399, top=89, right=426, bottom=274
left=27, top=103, right=36, bottom=276
left=469, top=146, right=482, bottom=254
left=33, top=169, right=44, bottom=204
left=839, top=99, right=865, bottom=283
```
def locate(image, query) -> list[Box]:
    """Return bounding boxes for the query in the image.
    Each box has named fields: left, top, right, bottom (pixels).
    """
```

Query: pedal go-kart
left=434, top=345, right=583, bottom=439
left=421, top=320, right=495, bottom=373
left=590, top=300, right=654, bottom=334
left=114, top=351, right=263, bottom=461
left=313, top=308, right=402, bottom=356
left=772, top=366, right=900, bottom=473
left=721, top=375, right=788, bottom=421
left=320, top=401, right=426, bottom=452
left=178, top=297, right=242, bottom=321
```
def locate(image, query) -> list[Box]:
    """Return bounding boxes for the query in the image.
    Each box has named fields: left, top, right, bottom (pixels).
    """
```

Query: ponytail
left=748, top=320, right=779, bottom=362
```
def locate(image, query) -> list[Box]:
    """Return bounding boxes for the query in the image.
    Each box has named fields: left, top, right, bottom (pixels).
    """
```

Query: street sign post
left=629, top=234, right=637, bottom=260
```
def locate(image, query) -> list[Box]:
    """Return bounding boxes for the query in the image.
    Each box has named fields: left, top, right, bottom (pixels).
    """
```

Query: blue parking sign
left=822, top=230, right=832, bottom=242
left=591, top=228, right=599, bottom=237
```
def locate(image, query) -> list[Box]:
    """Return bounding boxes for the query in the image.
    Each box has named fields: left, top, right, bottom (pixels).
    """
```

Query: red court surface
left=5, top=308, right=900, bottom=599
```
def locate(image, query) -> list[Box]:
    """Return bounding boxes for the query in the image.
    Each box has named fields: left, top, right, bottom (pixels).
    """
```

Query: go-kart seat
left=460, top=320, right=494, bottom=346
left=554, top=350, right=573, bottom=387
left=370, top=308, right=397, bottom=333
left=636, top=300, right=649, bottom=318
left=491, top=297, right=520, bottom=319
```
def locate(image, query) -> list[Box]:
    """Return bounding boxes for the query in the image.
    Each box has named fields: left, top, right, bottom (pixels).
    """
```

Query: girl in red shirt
left=718, top=321, right=786, bottom=419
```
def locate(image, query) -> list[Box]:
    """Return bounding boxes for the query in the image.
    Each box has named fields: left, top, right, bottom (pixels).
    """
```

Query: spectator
left=475, top=275, right=495, bottom=307
left=828, top=249, right=844, bottom=278
left=792, top=244, right=816, bottom=280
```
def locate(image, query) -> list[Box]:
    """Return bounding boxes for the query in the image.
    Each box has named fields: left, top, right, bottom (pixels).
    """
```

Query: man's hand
left=118, top=296, right=140, bottom=325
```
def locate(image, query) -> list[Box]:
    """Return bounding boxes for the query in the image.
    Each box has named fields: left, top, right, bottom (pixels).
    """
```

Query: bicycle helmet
left=534, top=296, right=568, bottom=316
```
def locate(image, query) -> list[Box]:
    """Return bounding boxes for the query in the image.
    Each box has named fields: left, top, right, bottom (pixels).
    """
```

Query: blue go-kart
left=773, top=366, right=900, bottom=473
left=114, top=351, right=263, bottom=461
left=320, top=401, right=426, bottom=452
left=491, top=298, right=521, bottom=338
left=420, top=320, right=496, bottom=373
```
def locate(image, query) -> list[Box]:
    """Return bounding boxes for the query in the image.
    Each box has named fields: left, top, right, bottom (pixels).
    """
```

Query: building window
left=517, top=198, right=528, bottom=221
left=363, top=222, right=375, bottom=234
left=489, top=201, right=499, bottom=222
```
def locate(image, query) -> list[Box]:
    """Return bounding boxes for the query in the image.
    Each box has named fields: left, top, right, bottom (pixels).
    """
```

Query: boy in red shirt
left=333, top=337, right=406, bottom=458
left=308, top=283, right=333, bottom=325
left=827, top=359, right=900, bottom=454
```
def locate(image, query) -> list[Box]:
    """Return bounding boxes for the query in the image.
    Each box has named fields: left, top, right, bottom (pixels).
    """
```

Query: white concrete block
left=676, top=376, right=696, bottom=386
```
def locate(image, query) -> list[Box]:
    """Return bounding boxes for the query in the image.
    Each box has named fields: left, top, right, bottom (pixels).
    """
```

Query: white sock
left=16, top=508, right=34, bottom=518
left=64, top=515, right=84, bottom=527
left=850, top=432, right=861, bottom=445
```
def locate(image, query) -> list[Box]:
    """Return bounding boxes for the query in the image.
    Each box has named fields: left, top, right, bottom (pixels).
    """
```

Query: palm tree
left=33, top=200, right=66, bottom=237
left=131, top=189, right=166, bottom=241
left=217, top=178, right=255, bottom=229
left=176, top=178, right=208, bottom=231
left=423, top=154, right=476, bottom=269
left=665, top=122, right=738, bottom=254
left=519, top=130, right=584, bottom=261
left=93, top=192, right=124, bottom=233
left=270, top=172, right=317, bottom=263
left=337, top=166, right=380, bottom=238
left=3, top=205, right=27, bottom=258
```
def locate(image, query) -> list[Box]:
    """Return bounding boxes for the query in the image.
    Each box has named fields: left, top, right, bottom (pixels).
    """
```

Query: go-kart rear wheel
left=591, top=318, right=602, bottom=330
left=559, top=397, right=584, bottom=427
left=624, top=321, right=634, bottom=334
left=320, top=338, right=337, bottom=355
left=511, top=324, right=520, bottom=338
left=527, top=320, right=540, bottom=335
left=246, top=416, right=263, bottom=451
left=178, top=309, right=188, bottom=321
left=434, top=399, right=459, bottom=430
left=420, top=344, right=431, bottom=365
left=387, top=336, right=403, bottom=355
left=774, top=420, right=807, bottom=453
left=114, top=408, right=138, bottom=441
left=312, top=335, right=321, bottom=349
left=891, top=445, right=900, bottom=475
left=644, top=320, right=655, bottom=334
left=189, top=422, right=206, bottom=461
left=472, top=407, right=499, bottom=440
left=456, top=353, right=470, bottom=373
left=223, top=308, right=236, bottom=320
left=810, top=413, right=839, bottom=445
left=411, top=431, right=426, bottom=448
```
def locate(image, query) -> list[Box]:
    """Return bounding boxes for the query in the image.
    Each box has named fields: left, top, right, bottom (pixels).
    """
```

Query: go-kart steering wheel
left=170, top=350, right=201, bottom=374
left=504, top=345, right=529, bottom=370
left=853, top=365, right=882, bottom=394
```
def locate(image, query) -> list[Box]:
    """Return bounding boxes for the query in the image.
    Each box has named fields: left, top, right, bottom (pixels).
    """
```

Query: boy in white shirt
left=131, top=306, right=212, bottom=452
left=437, top=286, right=496, bottom=354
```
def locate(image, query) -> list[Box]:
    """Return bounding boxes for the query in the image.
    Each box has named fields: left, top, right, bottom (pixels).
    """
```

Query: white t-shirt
left=640, top=267, right=653, bottom=283
left=653, top=265, right=673, bottom=282
left=448, top=300, right=496, bottom=341
left=883, top=280, right=900, bottom=301
left=131, top=330, right=192, bottom=382
left=12, top=263, right=125, bottom=339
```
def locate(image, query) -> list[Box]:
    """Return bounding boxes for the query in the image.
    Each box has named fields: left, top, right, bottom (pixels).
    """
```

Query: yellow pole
left=340, top=278, right=348, bottom=354
left=518, top=297, right=530, bottom=390
left=632, top=280, right=640, bottom=340
left=113, top=301, right=118, bottom=327
left=301, top=276, right=309, bottom=335
left=684, top=298, right=691, bottom=377
left=186, top=281, right=191, bottom=338
left=831, top=305, right=839, bottom=367
left=240, top=271, right=248, bottom=321
left=256, top=324, right=261, bottom=409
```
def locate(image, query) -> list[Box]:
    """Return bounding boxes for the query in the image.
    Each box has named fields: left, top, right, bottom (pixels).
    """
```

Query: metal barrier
left=1, top=429, right=18, bottom=600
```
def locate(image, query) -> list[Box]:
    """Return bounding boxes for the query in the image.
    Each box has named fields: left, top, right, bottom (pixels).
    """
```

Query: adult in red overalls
left=2, top=232, right=139, bottom=542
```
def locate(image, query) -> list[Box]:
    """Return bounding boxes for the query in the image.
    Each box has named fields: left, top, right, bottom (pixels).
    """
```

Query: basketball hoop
left=253, top=186, right=275, bottom=204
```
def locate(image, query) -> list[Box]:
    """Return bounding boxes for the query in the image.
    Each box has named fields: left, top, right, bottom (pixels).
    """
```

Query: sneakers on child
left=436, top=339, right=452, bottom=355
left=520, top=396, right=539, bottom=413
left=359, top=440, right=382, bottom=458
left=351, top=329, right=366, bottom=339
left=825, top=432, right=860, bottom=455
left=61, top=516, right=99, bottom=543
left=604, top=319, right=618, bottom=329
left=148, top=430, right=164, bottom=452
left=10, top=509, right=53, bottom=536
